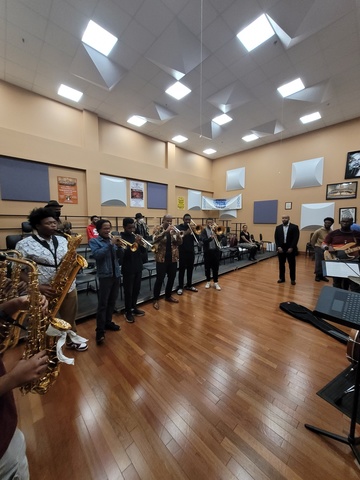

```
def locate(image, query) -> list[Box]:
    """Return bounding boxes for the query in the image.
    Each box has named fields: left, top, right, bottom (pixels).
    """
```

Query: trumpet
left=109, top=234, right=138, bottom=252
left=138, top=235, right=157, bottom=253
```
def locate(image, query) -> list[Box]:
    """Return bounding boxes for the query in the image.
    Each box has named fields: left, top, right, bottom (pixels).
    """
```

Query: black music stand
left=305, top=290, right=360, bottom=463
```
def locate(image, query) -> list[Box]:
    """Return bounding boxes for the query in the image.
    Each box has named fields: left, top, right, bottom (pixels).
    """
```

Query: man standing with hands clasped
left=274, top=215, right=299, bottom=285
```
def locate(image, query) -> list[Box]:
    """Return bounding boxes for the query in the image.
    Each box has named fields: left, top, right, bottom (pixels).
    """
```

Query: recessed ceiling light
left=165, top=82, right=191, bottom=100
left=203, top=148, right=217, bottom=154
left=212, top=114, right=232, bottom=126
left=82, top=20, right=118, bottom=56
left=172, top=135, right=188, bottom=143
left=127, top=115, right=147, bottom=127
left=237, top=14, right=275, bottom=52
left=242, top=134, right=258, bottom=142
left=58, top=84, right=83, bottom=102
left=277, top=78, right=305, bottom=98
left=300, top=112, right=321, bottom=124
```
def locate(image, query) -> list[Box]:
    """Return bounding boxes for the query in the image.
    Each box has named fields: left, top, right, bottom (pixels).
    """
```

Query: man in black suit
left=274, top=215, right=299, bottom=285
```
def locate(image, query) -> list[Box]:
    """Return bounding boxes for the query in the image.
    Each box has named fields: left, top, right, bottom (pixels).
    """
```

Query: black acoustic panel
left=253, top=199, right=278, bottom=224
left=147, top=182, right=167, bottom=209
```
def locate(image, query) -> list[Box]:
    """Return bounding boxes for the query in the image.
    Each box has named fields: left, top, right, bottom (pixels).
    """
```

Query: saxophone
left=47, top=233, right=87, bottom=318
left=0, top=252, right=71, bottom=393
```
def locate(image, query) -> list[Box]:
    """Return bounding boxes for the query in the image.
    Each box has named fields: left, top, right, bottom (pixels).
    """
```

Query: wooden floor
left=4, top=255, right=360, bottom=479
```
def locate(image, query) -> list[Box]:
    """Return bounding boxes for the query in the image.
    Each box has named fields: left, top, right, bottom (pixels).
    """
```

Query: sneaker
left=205, top=282, right=211, bottom=289
left=132, top=308, right=145, bottom=316
left=177, top=288, right=183, bottom=295
left=214, top=282, right=221, bottom=291
left=66, top=341, right=88, bottom=352
left=124, top=312, right=135, bottom=323
left=96, top=334, right=105, bottom=345
left=185, top=286, right=198, bottom=292
left=105, top=321, right=120, bottom=331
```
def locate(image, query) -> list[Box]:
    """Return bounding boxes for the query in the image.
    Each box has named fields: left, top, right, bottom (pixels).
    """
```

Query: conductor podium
left=306, top=286, right=360, bottom=463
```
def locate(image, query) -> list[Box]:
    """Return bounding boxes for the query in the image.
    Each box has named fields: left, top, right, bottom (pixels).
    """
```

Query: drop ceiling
left=1, top=0, right=360, bottom=159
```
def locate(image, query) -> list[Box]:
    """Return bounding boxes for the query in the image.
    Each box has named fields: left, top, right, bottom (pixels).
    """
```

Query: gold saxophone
left=0, top=252, right=71, bottom=394
left=47, top=233, right=87, bottom=318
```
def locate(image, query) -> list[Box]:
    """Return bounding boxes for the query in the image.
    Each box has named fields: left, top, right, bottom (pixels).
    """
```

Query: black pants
left=96, top=276, right=120, bottom=334
left=122, top=271, right=142, bottom=313
left=277, top=251, right=296, bottom=281
left=153, top=261, right=177, bottom=300
left=178, top=251, right=195, bottom=288
left=204, top=249, right=220, bottom=283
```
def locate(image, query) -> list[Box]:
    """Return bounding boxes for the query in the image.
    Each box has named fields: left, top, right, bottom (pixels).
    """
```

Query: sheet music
left=322, top=261, right=360, bottom=278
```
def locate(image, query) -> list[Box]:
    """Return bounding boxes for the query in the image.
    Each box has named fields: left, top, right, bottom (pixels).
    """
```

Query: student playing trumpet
left=120, top=217, right=146, bottom=323
left=152, top=215, right=182, bottom=310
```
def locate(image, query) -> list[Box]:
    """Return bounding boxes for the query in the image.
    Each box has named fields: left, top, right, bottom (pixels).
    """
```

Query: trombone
left=190, top=219, right=202, bottom=235
left=109, top=234, right=138, bottom=252
left=210, top=222, right=223, bottom=249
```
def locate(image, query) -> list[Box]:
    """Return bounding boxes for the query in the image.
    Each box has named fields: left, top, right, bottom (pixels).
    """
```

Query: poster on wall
left=177, top=196, right=185, bottom=210
left=57, top=176, right=78, bottom=204
left=130, top=181, right=144, bottom=208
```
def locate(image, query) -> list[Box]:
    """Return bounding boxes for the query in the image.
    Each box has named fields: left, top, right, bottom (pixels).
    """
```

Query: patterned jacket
left=153, top=225, right=182, bottom=263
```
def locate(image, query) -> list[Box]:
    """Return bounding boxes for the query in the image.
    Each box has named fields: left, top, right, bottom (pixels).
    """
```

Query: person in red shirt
left=86, top=215, right=99, bottom=241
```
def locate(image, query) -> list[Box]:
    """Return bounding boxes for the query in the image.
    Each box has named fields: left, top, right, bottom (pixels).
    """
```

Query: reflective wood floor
left=4, top=255, right=360, bottom=479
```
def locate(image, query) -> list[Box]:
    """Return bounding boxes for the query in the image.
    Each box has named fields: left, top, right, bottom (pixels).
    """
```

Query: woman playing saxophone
left=16, top=208, right=88, bottom=352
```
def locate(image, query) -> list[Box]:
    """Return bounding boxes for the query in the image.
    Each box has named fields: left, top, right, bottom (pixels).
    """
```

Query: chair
left=21, top=221, right=32, bottom=237
left=306, top=233, right=315, bottom=258
left=6, top=235, right=23, bottom=250
left=76, top=272, right=99, bottom=297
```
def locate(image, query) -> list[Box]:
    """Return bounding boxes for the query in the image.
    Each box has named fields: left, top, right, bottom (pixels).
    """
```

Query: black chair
left=306, top=233, right=315, bottom=258
left=21, top=221, right=32, bottom=236
left=6, top=234, right=23, bottom=250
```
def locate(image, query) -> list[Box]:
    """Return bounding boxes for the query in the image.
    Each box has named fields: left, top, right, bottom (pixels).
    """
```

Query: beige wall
left=213, top=119, right=360, bottom=250
left=0, top=80, right=359, bottom=251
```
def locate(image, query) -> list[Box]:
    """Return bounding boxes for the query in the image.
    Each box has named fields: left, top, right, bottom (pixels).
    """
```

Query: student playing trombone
left=176, top=214, right=200, bottom=295
left=200, top=218, right=222, bottom=291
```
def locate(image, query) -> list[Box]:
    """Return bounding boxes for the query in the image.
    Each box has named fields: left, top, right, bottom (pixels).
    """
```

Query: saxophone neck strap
left=31, top=234, right=60, bottom=269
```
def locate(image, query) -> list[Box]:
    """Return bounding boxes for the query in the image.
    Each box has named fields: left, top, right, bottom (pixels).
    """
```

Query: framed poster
left=339, top=207, right=356, bottom=223
left=326, top=182, right=357, bottom=200
left=344, top=150, right=360, bottom=179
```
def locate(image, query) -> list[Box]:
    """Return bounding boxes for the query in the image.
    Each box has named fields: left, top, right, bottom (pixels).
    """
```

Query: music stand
left=305, top=311, right=360, bottom=463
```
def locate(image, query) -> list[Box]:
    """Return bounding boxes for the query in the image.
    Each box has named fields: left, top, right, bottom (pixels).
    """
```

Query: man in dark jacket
left=89, top=219, right=121, bottom=345
left=120, top=217, right=146, bottom=323
left=274, top=215, right=299, bottom=285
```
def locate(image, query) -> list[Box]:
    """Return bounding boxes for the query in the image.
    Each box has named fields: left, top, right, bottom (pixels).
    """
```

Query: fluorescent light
left=277, top=78, right=305, bottom=98
left=212, top=114, right=232, bottom=126
left=242, top=134, right=258, bottom=142
left=172, top=135, right=188, bottom=143
left=82, top=20, right=118, bottom=56
left=300, top=112, right=321, bottom=124
left=237, top=14, right=275, bottom=52
left=165, top=82, right=191, bottom=100
left=203, top=148, right=217, bottom=154
left=127, top=115, right=147, bottom=127
left=58, top=84, right=83, bottom=102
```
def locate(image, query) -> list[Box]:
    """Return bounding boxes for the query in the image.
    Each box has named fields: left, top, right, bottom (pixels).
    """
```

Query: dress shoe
left=165, top=296, right=179, bottom=303
left=105, top=321, right=120, bottom=331
left=277, top=279, right=285, bottom=283
left=321, top=276, right=329, bottom=282
left=153, top=301, right=159, bottom=310
left=132, top=308, right=145, bottom=316
left=315, top=277, right=321, bottom=282
left=291, top=280, right=296, bottom=285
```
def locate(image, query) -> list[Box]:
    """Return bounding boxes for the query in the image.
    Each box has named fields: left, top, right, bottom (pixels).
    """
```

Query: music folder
left=314, top=286, right=360, bottom=329
left=322, top=260, right=360, bottom=279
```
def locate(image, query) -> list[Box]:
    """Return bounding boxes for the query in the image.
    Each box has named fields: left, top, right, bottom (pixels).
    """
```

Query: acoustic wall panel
left=100, top=175, right=127, bottom=206
left=147, top=182, right=167, bottom=209
left=188, top=190, right=201, bottom=210
left=291, top=157, right=324, bottom=189
left=300, top=203, right=335, bottom=230
left=0, top=156, right=50, bottom=201
left=253, top=200, right=278, bottom=224
left=226, top=167, right=245, bottom=191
